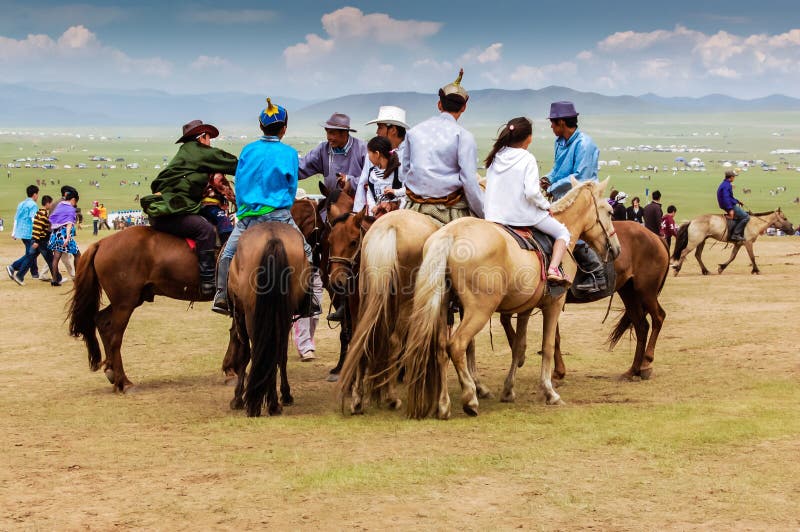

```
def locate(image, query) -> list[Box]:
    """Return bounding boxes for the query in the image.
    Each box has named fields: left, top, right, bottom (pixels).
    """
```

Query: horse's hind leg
left=467, top=339, right=492, bottom=399
left=617, top=286, right=649, bottom=379
left=745, top=241, right=759, bottom=274
left=694, top=240, right=710, bottom=275
left=540, top=301, right=565, bottom=405
left=447, top=301, right=496, bottom=417
left=279, top=345, right=293, bottom=407
left=501, top=311, right=531, bottom=403
left=718, top=242, right=743, bottom=274
left=640, top=300, right=666, bottom=380
left=96, top=305, right=136, bottom=393
left=230, top=310, right=249, bottom=410
left=553, top=324, right=566, bottom=380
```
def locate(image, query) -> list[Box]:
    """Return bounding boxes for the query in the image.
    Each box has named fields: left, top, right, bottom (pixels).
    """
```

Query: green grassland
left=2, top=112, right=800, bottom=228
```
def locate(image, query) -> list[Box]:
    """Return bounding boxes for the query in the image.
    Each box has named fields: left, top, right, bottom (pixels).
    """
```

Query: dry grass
left=1, top=234, right=799, bottom=530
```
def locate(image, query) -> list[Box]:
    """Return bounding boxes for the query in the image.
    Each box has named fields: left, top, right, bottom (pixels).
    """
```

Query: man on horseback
left=402, top=69, right=485, bottom=224
left=717, top=170, right=749, bottom=241
left=298, top=112, right=367, bottom=194
left=141, top=120, right=239, bottom=298
left=212, top=99, right=322, bottom=318
left=540, top=101, right=606, bottom=294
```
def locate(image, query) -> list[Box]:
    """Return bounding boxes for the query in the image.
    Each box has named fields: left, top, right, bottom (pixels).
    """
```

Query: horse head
left=326, top=208, right=373, bottom=294
left=558, top=177, right=621, bottom=260
left=324, top=187, right=355, bottom=221
left=772, top=207, right=794, bottom=234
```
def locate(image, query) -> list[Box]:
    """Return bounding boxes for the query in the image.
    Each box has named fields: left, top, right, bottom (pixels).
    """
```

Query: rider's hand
left=728, top=209, right=735, bottom=218
left=383, top=187, right=394, bottom=195
left=539, top=176, right=551, bottom=190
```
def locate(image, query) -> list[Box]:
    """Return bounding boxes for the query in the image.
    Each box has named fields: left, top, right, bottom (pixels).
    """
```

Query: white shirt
left=353, top=166, right=407, bottom=213
left=484, top=147, right=550, bottom=226
left=402, top=113, right=484, bottom=218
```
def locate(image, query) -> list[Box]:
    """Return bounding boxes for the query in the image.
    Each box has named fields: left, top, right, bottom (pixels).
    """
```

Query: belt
left=405, top=186, right=465, bottom=207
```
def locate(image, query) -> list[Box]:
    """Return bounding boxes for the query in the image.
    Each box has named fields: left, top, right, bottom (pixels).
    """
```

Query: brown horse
left=498, top=220, right=669, bottom=383
left=403, top=179, right=620, bottom=419
left=671, top=208, right=794, bottom=275
left=333, top=209, right=441, bottom=414
left=224, top=222, right=312, bottom=416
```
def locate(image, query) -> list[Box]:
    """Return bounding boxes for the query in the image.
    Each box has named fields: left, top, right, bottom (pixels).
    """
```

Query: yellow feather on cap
left=264, top=97, right=279, bottom=117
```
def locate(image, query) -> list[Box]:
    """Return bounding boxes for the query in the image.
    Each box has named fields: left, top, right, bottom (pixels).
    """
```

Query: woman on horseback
left=141, top=120, right=239, bottom=298
left=483, top=117, right=571, bottom=284
left=353, top=136, right=406, bottom=215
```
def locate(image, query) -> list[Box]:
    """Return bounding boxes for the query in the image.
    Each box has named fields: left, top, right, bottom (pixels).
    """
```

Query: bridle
left=588, top=190, right=617, bottom=262
left=327, top=212, right=365, bottom=272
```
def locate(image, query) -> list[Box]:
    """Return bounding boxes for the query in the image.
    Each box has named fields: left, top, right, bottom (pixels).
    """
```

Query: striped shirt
left=31, top=207, right=52, bottom=242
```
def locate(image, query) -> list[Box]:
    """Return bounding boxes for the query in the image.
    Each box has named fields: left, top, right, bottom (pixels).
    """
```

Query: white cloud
left=283, top=34, right=335, bottom=67
left=189, top=9, right=277, bottom=24
left=190, top=55, right=233, bottom=71
left=477, top=43, right=503, bottom=63
left=510, top=62, right=577, bottom=85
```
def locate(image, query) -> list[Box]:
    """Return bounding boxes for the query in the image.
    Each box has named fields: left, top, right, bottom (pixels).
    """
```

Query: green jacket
left=143, top=141, right=238, bottom=217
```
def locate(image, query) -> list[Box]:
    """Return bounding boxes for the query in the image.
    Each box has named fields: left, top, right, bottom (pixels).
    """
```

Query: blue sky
left=1, top=0, right=799, bottom=99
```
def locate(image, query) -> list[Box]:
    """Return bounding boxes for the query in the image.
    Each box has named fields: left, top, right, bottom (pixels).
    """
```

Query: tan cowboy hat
left=176, top=120, right=219, bottom=143
left=320, top=113, right=357, bottom=132
left=365, top=106, right=409, bottom=129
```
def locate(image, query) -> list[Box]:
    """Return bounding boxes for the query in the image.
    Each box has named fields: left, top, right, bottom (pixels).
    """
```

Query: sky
left=1, top=0, right=799, bottom=100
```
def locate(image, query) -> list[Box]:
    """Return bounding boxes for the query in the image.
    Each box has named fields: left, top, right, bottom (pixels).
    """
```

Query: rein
left=327, top=213, right=365, bottom=271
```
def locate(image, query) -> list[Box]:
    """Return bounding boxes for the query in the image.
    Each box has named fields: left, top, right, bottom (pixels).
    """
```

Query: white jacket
left=484, top=147, right=550, bottom=226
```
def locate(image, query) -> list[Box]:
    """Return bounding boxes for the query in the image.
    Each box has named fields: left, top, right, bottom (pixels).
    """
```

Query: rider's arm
left=523, top=156, right=550, bottom=211
left=298, top=142, right=324, bottom=180
left=458, top=131, right=484, bottom=219
left=572, top=136, right=599, bottom=183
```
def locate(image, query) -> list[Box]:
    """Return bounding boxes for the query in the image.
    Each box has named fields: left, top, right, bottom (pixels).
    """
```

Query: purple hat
left=548, top=101, right=579, bottom=120
left=320, top=112, right=357, bottom=132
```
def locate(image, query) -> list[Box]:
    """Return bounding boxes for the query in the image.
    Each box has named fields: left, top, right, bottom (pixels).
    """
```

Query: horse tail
left=68, top=241, right=103, bottom=371
left=245, top=237, right=293, bottom=417
left=338, top=224, right=400, bottom=403
left=403, top=233, right=453, bottom=419
left=671, top=222, right=690, bottom=261
left=607, top=311, right=633, bottom=349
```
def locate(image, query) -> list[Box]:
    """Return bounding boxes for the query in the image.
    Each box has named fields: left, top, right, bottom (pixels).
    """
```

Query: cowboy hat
left=365, top=106, right=409, bottom=129
left=548, top=101, right=579, bottom=120
left=320, top=113, right=357, bottom=132
left=176, top=120, right=220, bottom=144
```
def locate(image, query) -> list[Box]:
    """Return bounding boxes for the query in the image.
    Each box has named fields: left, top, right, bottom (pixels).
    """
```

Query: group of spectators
left=609, top=189, right=679, bottom=251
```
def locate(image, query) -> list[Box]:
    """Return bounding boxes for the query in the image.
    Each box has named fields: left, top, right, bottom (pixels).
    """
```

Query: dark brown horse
left=498, top=221, right=669, bottom=383
left=225, top=222, right=312, bottom=416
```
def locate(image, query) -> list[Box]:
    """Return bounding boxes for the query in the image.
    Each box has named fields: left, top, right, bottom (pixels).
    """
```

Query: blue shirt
left=717, top=179, right=738, bottom=211
left=235, top=136, right=299, bottom=218
left=547, top=129, right=599, bottom=197
left=13, top=197, right=38, bottom=239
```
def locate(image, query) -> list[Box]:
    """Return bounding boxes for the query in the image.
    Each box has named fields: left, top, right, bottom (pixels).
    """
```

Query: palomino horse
left=225, top=222, right=312, bottom=417
left=499, top=220, right=669, bottom=382
left=403, top=178, right=621, bottom=419
left=333, top=209, right=441, bottom=414
left=671, top=209, right=794, bottom=275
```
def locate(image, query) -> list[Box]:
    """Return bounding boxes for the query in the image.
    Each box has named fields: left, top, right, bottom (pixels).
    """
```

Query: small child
left=47, top=187, right=81, bottom=286
left=483, top=117, right=571, bottom=284
left=199, top=172, right=236, bottom=246
left=353, top=136, right=406, bottom=215
left=661, top=205, right=678, bottom=252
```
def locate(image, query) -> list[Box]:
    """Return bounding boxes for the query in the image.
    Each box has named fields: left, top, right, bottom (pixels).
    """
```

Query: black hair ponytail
left=484, top=117, right=533, bottom=168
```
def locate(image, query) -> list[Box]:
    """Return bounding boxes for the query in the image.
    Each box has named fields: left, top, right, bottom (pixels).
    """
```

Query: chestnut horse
left=224, top=222, right=313, bottom=416
left=498, top=221, right=669, bottom=383
left=403, top=179, right=621, bottom=419
left=671, top=208, right=794, bottom=276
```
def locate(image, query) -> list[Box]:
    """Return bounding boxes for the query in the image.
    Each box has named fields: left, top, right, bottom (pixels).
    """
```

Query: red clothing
left=660, top=213, right=677, bottom=238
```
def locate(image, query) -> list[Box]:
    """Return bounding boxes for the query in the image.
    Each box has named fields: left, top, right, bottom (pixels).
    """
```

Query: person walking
left=643, top=190, right=664, bottom=236
left=7, top=185, right=39, bottom=285
left=47, top=187, right=81, bottom=286
left=661, top=205, right=678, bottom=252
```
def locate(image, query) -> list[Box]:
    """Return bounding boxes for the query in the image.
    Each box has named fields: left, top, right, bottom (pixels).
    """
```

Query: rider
left=402, top=68, right=484, bottom=224
left=199, top=173, right=236, bottom=246
left=212, top=99, right=322, bottom=318
left=298, top=112, right=367, bottom=193
left=353, top=136, right=406, bottom=215
left=142, top=120, right=239, bottom=298
left=717, top=169, right=749, bottom=241
left=484, top=117, right=571, bottom=284
left=540, top=101, right=606, bottom=293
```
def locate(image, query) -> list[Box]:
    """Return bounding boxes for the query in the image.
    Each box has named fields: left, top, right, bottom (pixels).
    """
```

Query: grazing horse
left=671, top=208, right=794, bottom=275
left=225, top=222, right=312, bottom=417
left=403, top=179, right=620, bottom=419
left=335, top=209, right=441, bottom=414
left=499, top=221, right=669, bottom=382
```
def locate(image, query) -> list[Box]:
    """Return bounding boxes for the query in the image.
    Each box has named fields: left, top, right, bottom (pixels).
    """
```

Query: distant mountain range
left=2, top=83, right=800, bottom=134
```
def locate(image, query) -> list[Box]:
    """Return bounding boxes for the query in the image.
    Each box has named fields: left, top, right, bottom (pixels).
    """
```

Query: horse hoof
left=230, top=398, right=244, bottom=410
left=104, top=368, right=115, bottom=384
left=702, top=270, right=710, bottom=276
left=350, top=405, right=364, bottom=416
left=476, top=386, right=493, bottom=400
left=546, top=397, right=565, bottom=406
left=639, top=368, right=653, bottom=380
left=387, top=398, right=402, bottom=410
left=268, top=405, right=283, bottom=416
left=122, top=385, right=138, bottom=395
left=619, top=371, right=637, bottom=381
left=326, top=373, right=339, bottom=383
left=282, top=395, right=294, bottom=406
left=517, top=354, right=526, bottom=368
left=752, top=270, right=760, bottom=275
left=463, top=403, right=479, bottom=417
left=500, top=391, right=515, bottom=403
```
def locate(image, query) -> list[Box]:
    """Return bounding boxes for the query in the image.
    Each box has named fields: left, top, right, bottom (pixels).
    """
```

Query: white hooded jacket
left=484, top=146, right=550, bottom=226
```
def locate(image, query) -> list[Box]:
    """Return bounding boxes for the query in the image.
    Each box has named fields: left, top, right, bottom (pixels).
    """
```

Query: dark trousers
left=11, top=238, right=38, bottom=278
left=92, top=220, right=99, bottom=235
left=149, top=214, right=216, bottom=253
left=14, top=239, right=48, bottom=279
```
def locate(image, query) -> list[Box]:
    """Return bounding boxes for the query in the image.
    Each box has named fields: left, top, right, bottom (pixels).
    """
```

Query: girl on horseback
left=353, top=136, right=406, bottom=215
left=483, top=117, right=571, bottom=284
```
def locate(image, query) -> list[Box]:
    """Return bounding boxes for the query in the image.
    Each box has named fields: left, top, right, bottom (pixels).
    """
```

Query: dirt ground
left=1, top=234, right=799, bottom=530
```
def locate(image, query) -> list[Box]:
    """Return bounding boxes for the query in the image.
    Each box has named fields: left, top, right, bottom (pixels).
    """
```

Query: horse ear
left=319, top=182, right=329, bottom=197
left=362, top=215, right=376, bottom=232
left=597, top=177, right=610, bottom=196
left=570, top=176, right=579, bottom=188
left=354, top=207, right=367, bottom=225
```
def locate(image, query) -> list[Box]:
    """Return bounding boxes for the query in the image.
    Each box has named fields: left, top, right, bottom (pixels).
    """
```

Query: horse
left=333, top=209, right=441, bottom=414
left=498, top=220, right=669, bottom=383
left=224, top=222, right=312, bottom=416
left=671, top=208, right=794, bottom=276
left=403, top=178, right=620, bottom=419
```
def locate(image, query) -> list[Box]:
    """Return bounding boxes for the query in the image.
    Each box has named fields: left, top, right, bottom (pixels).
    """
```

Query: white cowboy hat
left=295, top=187, right=308, bottom=200
left=365, top=106, right=409, bottom=129
left=616, top=191, right=628, bottom=202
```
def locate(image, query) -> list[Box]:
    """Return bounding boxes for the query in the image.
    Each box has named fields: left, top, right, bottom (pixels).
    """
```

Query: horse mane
left=329, top=212, right=352, bottom=227
left=749, top=209, right=778, bottom=217
left=550, top=181, right=594, bottom=214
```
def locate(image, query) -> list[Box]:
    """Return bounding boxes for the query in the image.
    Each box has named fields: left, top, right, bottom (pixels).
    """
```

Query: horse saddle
left=498, top=224, right=565, bottom=297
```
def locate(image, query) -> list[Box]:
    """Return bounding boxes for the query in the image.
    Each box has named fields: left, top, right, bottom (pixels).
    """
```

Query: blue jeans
left=732, top=204, right=750, bottom=223
left=17, top=241, right=52, bottom=279
left=11, top=238, right=38, bottom=279
left=220, top=208, right=312, bottom=263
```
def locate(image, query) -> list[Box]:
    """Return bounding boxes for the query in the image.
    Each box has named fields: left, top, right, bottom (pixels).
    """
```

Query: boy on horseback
left=717, top=170, right=749, bottom=241
left=142, top=120, right=239, bottom=298
left=212, top=99, right=322, bottom=318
